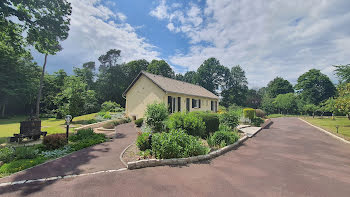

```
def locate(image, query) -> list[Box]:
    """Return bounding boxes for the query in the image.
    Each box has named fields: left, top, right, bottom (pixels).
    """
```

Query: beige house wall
left=125, top=75, right=219, bottom=119
left=125, top=75, right=165, bottom=119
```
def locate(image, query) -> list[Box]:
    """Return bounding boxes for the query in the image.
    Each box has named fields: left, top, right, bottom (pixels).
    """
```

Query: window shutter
left=199, top=99, right=201, bottom=108
left=178, top=97, right=181, bottom=112
left=192, top=99, right=195, bottom=108
left=168, top=96, right=172, bottom=113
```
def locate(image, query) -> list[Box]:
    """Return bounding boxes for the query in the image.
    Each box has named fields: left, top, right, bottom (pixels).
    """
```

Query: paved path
left=0, top=122, right=137, bottom=184
left=1, top=118, right=350, bottom=197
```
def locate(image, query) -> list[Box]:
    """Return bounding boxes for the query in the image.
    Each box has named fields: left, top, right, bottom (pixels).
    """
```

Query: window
left=168, top=96, right=172, bottom=113
left=186, top=98, right=190, bottom=111
left=192, top=99, right=199, bottom=108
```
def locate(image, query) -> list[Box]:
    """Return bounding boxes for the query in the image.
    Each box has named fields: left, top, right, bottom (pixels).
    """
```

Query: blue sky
left=32, top=0, right=350, bottom=88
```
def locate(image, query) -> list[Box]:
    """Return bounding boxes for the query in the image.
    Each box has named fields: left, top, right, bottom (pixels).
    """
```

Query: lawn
left=0, top=113, right=97, bottom=138
left=302, top=116, right=350, bottom=141
left=267, top=114, right=301, bottom=118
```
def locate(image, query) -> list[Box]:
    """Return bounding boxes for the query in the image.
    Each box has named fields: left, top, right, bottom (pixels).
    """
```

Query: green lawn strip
left=267, top=114, right=300, bottom=118
left=0, top=113, right=98, bottom=138
left=302, top=117, right=350, bottom=141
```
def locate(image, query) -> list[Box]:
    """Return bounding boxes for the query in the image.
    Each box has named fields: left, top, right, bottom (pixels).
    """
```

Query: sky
left=32, top=0, right=350, bottom=88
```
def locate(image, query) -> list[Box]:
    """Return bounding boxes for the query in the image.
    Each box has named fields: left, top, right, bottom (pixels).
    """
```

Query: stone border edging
left=127, top=135, right=248, bottom=170
left=298, top=118, right=350, bottom=144
left=120, top=143, right=134, bottom=167
left=74, top=119, right=117, bottom=131
left=261, top=119, right=273, bottom=129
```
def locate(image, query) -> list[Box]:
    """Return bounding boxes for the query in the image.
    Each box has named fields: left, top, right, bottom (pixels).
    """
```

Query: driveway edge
left=298, top=118, right=350, bottom=144
left=127, top=135, right=249, bottom=170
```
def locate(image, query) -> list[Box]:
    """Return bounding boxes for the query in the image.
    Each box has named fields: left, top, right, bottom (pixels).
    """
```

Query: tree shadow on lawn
left=0, top=142, right=111, bottom=196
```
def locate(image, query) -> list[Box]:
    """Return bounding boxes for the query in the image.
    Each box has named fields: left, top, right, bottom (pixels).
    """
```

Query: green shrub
left=69, top=128, right=94, bottom=142
left=98, top=111, right=106, bottom=117
left=43, top=134, right=67, bottom=150
left=69, top=129, right=106, bottom=151
left=167, top=112, right=206, bottom=137
left=102, top=121, right=115, bottom=129
left=103, top=112, right=112, bottom=119
left=219, top=110, right=239, bottom=129
left=251, top=117, right=264, bottom=127
left=192, top=112, right=219, bottom=136
left=207, top=131, right=240, bottom=148
left=145, top=103, right=168, bottom=132
left=135, top=118, right=144, bottom=127
left=255, top=109, right=265, bottom=118
left=0, top=147, right=15, bottom=163
left=0, top=157, right=47, bottom=174
left=243, top=108, right=255, bottom=120
left=101, top=101, right=123, bottom=112
left=152, top=129, right=209, bottom=159
left=136, top=132, right=151, bottom=151
left=14, top=146, right=39, bottom=160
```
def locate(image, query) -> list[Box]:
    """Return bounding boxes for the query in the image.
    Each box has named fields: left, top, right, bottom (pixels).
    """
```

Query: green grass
left=302, top=116, right=350, bottom=141
left=0, top=157, right=48, bottom=177
left=267, top=114, right=301, bottom=118
left=0, top=113, right=97, bottom=138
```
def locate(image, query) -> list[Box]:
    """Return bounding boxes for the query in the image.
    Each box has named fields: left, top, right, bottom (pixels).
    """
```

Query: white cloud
left=167, top=23, right=175, bottom=31
left=36, top=0, right=159, bottom=73
left=149, top=0, right=169, bottom=20
left=150, top=0, right=350, bottom=87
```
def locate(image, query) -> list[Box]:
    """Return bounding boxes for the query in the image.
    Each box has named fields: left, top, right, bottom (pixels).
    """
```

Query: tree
left=98, top=49, right=121, bottom=72
left=175, top=73, right=184, bottom=81
left=183, top=71, right=198, bottom=84
left=221, top=65, right=248, bottom=107
left=245, top=89, right=262, bottom=109
left=266, top=77, right=294, bottom=98
left=1, top=0, right=73, bottom=118
left=318, top=98, right=337, bottom=117
left=122, top=59, right=149, bottom=85
left=261, top=96, right=277, bottom=115
left=303, top=104, right=318, bottom=118
left=74, top=62, right=96, bottom=90
left=55, top=76, right=98, bottom=119
left=335, top=83, right=350, bottom=119
left=334, top=64, right=350, bottom=83
left=295, top=69, right=336, bottom=105
left=147, top=60, right=175, bottom=78
left=197, top=58, right=230, bottom=94
left=274, top=93, right=297, bottom=114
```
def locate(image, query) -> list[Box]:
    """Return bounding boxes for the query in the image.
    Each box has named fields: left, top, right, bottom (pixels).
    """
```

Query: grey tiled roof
left=123, top=71, right=219, bottom=99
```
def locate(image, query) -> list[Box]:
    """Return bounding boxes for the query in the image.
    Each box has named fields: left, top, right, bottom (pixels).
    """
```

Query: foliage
left=0, top=147, right=15, bottom=163
left=43, top=134, right=67, bottom=150
left=136, top=132, right=152, bottom=151
left=261, top=96, right=277, bottom=115
left=40, top=145, right=72, bottom=158
left=145, top=103, right=169, bottom=132
left=103, top=112, right=112, bottom=119
left=197, top=57, right=230, bottom=94
left=243, top=108, right=255, bottom=120
left=219, top=110, right=239, bottom=130
left=0, top=157, right=47, bottom=176
left=207, top=131, right=240, bottom=148
left=251, top=117, right=264, bottom=127
left=245, top=89, right=263, bottom=109
left=69, top=128, right=94, bottom=142
left=167, top=112, right=206, bottom=137
left=101, top=101, right=123, bottom=112
left=303, top=104, right=318, bottom=116
left=138, top=149, right=152, bottom=160
left=335, top=83, right=350, bottom=119
left=295, top=69, right=336, bottom=105
left=69, top=131, right=106, bottom=151
left=221, top=65, right=248, bottom=107
left=266, top=77, right=294, bottom=98
left=152, top=130, right=209, bottom=159
left=274, top=93, right=297, bottom=114
left=135, top=118, right=144, bottom=127
left=334, top=64, right=350, bottom=83
left=14, top=146, right=39, bottom=160
left=147, top=60, right=175, bottom=78
left=255, top=109, right=265, bottom=118
left=102, top=121, right=115, bottom=129
left=192, top=112, right=220, bottom=136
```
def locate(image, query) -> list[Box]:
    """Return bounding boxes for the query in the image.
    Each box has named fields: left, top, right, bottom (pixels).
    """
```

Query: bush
left=136, top=132, right=151, bottom=151
left=40, top=146, right=72, bottom=158
left=14, top=146, right=39, bottom=160
left=69, top=128, right=106, bottom=151
left=103, top=112, right=112, bottom=119
left=135, top=118, right=144, bottom=127
left=102, top=121, right=115, bottom=129
left=219, top=110, right=239, bottom=129
left=0, top=157, right=47, bottom=174
left=145, top=103, right=168, bottom=132
left=243, top=108, right=255, bottom=120
left=101, top=101, right=123, bottom=112
left=207, top=131, right=240, bottom=148
left=0, top=147, right=15, bottom=163
left=251, top=117, right=264, bottom=127
left=43, top=134, right=67, bottom=150
left=255, top=109, right=265, bottom=118
left=167, top=112, right=206, bottom=137
left=152, top=129, right=209, bottom=159
left=190, top=112, right=219, bottom=136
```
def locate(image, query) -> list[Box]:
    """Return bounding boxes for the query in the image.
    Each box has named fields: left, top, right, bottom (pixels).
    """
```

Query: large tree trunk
left=35, top=54, right=48, bottom=118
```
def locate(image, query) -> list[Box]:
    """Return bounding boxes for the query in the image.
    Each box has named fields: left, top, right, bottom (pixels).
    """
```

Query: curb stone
left=127, top=135, right=249, bottom=170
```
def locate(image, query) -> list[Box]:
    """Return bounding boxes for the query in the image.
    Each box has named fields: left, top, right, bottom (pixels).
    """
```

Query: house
left=122, top=71, right=219, bottom=119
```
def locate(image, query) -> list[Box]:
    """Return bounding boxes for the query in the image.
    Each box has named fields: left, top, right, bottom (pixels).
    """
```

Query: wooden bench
left=9, top=120, right=47, bottom=143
